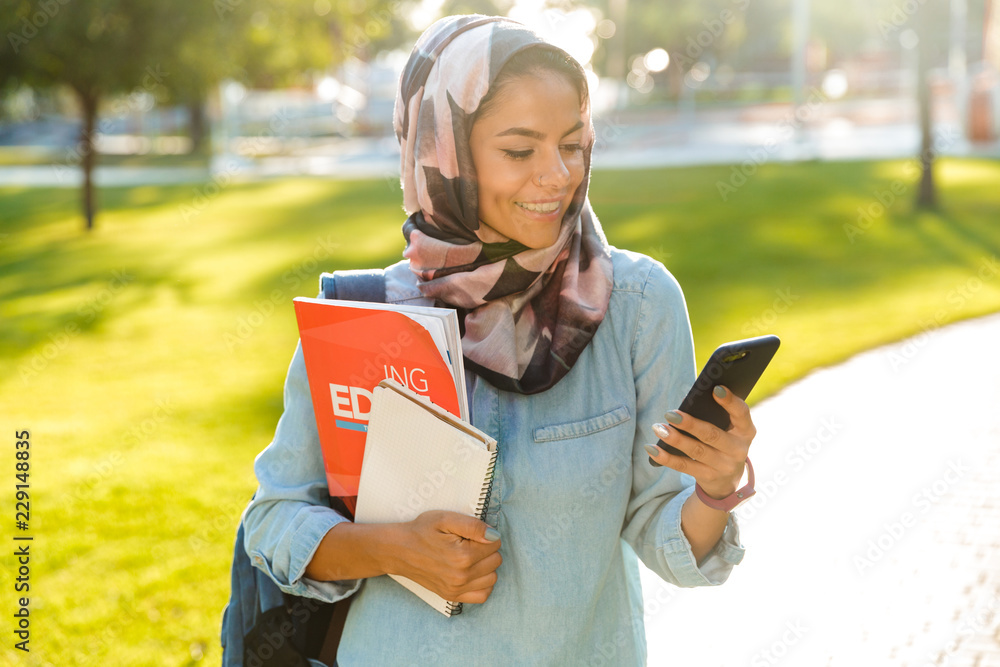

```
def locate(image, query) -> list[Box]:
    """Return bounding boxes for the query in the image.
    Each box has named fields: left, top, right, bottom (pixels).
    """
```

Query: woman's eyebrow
left=495, top=121, right=585, bottom=140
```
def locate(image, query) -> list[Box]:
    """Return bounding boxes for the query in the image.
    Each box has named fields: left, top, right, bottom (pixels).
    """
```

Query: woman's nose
left=539, top=149, right=571, bottom=189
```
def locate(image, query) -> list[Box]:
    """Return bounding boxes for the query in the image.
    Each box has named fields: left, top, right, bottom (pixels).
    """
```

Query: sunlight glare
left=408, top=0, right=445, bottom=31
left=508, top=2, right=598, bottom=67
left=821, top=69, right=849, bottom=100
left=643, top=48, right=670, bottom=73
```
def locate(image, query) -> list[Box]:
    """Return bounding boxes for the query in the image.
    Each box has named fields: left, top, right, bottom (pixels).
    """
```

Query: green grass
left=0, top=146, right=211, bottom=168
left=2, top=159, right=1000, bottom=666
left=589, top=159, right=1000, bottom=394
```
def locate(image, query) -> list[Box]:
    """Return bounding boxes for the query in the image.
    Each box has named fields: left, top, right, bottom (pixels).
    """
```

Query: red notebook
left=292, top=297, right=466, bottom=515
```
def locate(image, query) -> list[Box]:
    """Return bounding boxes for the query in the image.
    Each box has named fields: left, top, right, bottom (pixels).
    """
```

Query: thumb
left=439, top=513, right=501, bottom=544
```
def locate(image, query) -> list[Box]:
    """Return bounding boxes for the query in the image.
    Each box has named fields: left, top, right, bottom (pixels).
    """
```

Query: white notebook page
left=354, top=380, right=496, bottom=615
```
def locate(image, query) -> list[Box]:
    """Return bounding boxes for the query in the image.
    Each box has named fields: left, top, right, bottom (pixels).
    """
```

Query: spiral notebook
left=354, top=379, right=498, bottom=617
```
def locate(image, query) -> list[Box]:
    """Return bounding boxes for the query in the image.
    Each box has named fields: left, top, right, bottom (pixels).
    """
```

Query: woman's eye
left=561, top=143, right=583, bottom=155
left=502, top=149, right=533, bottom=160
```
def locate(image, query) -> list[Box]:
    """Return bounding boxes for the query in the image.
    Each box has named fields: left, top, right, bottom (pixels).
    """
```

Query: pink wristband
left=695, top=457, right=755, bottom=512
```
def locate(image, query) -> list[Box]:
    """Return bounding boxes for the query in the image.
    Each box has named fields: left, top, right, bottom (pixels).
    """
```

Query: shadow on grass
left=0, top=180, right=405, bottom=355
left=4, top=159, right=1000, bottom=380
left=210, top=178, right=406, bottom=298
left=1, top=185, right=197, bottom=353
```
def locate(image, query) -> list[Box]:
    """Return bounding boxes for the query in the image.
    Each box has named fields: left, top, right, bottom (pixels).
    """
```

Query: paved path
left=643, top=311, right=1000, bottom=666
left=2, top=98, right=998, bottom=187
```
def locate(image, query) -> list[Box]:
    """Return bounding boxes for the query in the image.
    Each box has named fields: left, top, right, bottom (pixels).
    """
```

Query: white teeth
left=516, top=201, right=560, bottom=213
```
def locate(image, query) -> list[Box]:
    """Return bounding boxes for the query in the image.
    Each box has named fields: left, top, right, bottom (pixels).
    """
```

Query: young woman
left=244, top=15, right=755, bottom=665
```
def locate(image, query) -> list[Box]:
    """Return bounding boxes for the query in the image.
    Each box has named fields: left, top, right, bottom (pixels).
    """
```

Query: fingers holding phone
left=702, top=384, right=757, bottom=444
left=649, top=335, right=778, bottom=465
left=646, top=388, right=752, bottom=498
left=645, top=335, right=779, bottom=497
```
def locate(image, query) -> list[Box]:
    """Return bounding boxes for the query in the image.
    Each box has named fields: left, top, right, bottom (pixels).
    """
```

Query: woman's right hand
left=306, top=509, right=502, bottom=604
left=388, top=510, right=502, bottom=605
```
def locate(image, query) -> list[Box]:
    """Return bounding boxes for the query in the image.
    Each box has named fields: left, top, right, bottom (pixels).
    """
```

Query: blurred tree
left=232, top=0, right=383, bottom=87
left=588, top=0, right=748, bottom=77
left=582, top=0, right=974, bottom=98
left=0, top=0, right=395, bottom=230
left=914, top=3, right=949, bottom=209
left=161, top=0, right=352, bottom=154
left=0, top=0, right=174, bottom=231
left=154, top=1, right=233, bottom=155
left=149, top=0, right=396, bottom=153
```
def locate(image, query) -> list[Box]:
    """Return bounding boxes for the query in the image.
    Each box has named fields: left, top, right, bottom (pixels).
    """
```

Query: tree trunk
left=915, top=9, right=937, bottom=209
left=78, top=91, right=99, bottom=231
left=188, top=98, right=207, bottom=154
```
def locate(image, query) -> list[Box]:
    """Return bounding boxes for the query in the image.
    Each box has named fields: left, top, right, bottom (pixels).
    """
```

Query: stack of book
left=294, top=297, right=497, bottom=616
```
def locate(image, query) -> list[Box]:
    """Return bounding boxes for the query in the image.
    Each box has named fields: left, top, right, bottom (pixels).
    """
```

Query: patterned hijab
left=394, top=15, right=614, bottom=395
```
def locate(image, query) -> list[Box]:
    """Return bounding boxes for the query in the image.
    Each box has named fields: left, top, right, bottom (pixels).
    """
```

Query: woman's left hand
left=646, top=385, right=755, bottom=500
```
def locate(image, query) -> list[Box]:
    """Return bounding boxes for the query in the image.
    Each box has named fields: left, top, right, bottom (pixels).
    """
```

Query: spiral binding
left=474, top=448, right=499, bottom=521
left=447, top=447, right=498, bottom=617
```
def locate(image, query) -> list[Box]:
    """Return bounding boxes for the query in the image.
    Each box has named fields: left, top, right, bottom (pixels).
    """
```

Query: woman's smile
left=514, top=199, right=562, bottom=215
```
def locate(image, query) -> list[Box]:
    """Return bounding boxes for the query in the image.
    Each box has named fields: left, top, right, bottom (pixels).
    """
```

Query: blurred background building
left=0, top=0, right=997, bottom=184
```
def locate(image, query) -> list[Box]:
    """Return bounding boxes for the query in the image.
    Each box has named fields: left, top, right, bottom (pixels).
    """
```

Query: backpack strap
left=221, top=518, right=312, bottom=667
left=223, top=268, right=388, bottom=667
left=319, top=269, right=387, bottom=303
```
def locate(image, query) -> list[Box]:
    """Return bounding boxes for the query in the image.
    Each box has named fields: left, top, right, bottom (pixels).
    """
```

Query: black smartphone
left=650, top=334, right=780, bottom=465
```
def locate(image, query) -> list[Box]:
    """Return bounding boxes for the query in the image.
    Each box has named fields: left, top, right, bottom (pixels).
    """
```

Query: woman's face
left=469, top=70, right=586, bottom=249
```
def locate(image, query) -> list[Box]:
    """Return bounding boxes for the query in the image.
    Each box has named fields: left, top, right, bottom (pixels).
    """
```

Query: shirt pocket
left=532, top=405, right=632, bottom=443
left=520, top=405, right=635, bottom=558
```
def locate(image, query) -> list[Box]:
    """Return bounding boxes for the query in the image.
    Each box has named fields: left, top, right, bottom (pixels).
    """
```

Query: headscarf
left=394, top=15, right=614, bottom=395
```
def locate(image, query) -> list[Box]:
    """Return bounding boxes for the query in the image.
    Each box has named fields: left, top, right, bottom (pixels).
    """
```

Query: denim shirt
left=243, top=248, right=745, bottom=666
